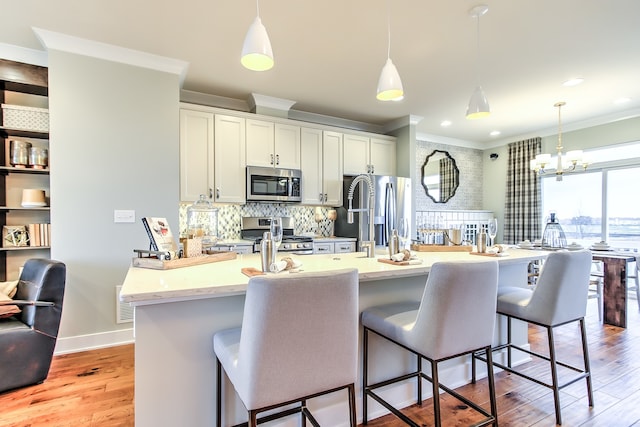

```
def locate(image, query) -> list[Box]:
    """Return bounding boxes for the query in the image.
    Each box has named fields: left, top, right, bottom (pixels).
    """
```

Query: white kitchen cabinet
left=300, top=128, right=343, bottom=206
left=343, top=133, right=396, bottom=176
left=179, top=109, right=214, bottom=202
left=313, top=242, right=334, bottom=254
left=312, top=239, right=356, bottom=254
left=246, top=119, right=300, bottom=169
left=214, top=114, right=246, bottom=204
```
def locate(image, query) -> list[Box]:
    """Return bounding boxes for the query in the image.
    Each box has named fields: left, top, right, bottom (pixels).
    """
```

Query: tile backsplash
left=178, top=203, right=336, bottom=239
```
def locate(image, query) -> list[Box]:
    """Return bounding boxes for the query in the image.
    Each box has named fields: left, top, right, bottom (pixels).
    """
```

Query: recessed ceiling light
left=440, top=120, right=452, bottom=127
left=490, top=130, right=501, bottom=137
left=614, top=97, right=632, bottom=105
left=562, top=78, right=584, bottom=87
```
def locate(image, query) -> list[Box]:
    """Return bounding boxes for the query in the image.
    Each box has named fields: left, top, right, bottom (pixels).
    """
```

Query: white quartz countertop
left=120, top=248, right=547, bottom=306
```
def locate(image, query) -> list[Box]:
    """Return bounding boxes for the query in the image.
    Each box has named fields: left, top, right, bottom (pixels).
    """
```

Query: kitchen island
left=120, top=248, right=547, bottom=427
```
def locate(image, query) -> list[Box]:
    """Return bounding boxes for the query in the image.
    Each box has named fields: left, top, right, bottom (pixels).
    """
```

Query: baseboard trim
left=54, top=328, right=134, bottom=355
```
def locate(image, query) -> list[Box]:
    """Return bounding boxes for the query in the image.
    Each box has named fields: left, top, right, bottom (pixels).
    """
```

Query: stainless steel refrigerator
left=334, top=175, right=411, bottom=248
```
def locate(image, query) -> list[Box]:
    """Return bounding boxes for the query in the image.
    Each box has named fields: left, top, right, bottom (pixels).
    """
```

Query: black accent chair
left=0, top=259, right=66, bottom=394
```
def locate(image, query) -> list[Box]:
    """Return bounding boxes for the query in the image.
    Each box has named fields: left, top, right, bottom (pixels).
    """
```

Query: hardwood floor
left=0, top=300, right=638, bottom=426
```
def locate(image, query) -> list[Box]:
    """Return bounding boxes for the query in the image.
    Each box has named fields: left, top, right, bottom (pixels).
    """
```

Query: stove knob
left=282, top=243, right=291, bottom=250
left=303, top=243, right=311, bottom=249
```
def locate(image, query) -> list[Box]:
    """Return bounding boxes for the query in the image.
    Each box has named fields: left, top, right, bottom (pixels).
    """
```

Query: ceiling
left=3, top=0, right=640, bottom=145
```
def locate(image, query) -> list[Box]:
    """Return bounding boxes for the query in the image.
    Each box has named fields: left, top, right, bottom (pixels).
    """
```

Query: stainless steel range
left=241, top=217, right=314, bottom=255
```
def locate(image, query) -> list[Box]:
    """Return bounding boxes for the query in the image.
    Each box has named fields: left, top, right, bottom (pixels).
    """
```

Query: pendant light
left=241, top=0, right=274, bottom=71
left=376, top=0, right=404, bottom=101
left=466, top=4, right=490, bottom=119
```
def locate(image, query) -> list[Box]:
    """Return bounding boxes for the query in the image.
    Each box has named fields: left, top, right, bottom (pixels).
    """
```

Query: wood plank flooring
left=0, top=299, right=638, bottom=426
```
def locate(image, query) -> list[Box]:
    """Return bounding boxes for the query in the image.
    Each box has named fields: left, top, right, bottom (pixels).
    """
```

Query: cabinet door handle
left=276, top=154, right=280, bottom=165
left=323, top=193, right=328, bottom=203
left=319, top=193, right=323, bottom=202
left=208, top=188, right=213, bottom=199
left=270, top=154, right=274, bottom=165
left=216, top=188, right=220, bottom=199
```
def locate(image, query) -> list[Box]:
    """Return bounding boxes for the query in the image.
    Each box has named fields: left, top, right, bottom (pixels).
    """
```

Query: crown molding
left=0, top=42, right=48, bottom=67
left=32, top=27, right=189, bottom=86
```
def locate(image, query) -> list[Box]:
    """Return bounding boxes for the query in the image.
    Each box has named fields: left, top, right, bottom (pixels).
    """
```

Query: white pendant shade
left=466, top=85, right=490, bottom=119
left=376, top=58, right=404, bottom=101
left=241, top=16, right=274, bottom=71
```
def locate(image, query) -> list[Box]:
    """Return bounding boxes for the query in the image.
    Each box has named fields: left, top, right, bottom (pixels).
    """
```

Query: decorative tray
left=410, top=244, right=472, bottom=252
left=132, top=251, right=236, bottom=270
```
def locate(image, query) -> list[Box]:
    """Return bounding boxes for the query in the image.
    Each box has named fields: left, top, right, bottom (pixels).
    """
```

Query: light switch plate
left=114, top=210, right=135, bottom=223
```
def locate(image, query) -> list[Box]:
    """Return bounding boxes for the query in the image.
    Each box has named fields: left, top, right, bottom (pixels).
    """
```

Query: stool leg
left=362, top=327, right=369, bottom=425
left=547, top=326, right=562, bottom=425
left=417, top=354, right=423, bottom=405
left=431, top=360, right=441, bottom=427
left=579, top=318, right=594, bottom=407
left=216, top=357, right=222, bottom=427
left=507, top=316, right=513, bottom=368
left=485, top=346, right=498, bottom=426
left=249, top=410, right=258, bottom=427
left=301, top=400, right=307, bottom=427
left=348, top=383, right=357, bottom=427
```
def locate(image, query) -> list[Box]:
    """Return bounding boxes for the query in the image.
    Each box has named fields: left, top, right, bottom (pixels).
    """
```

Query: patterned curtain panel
left=503, top=137, right=542, bottom=244
left=439, top=157, right=455, bottom=202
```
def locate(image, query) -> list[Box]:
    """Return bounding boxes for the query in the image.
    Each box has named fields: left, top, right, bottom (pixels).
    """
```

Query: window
left=542, top=142, right=640, bottom=250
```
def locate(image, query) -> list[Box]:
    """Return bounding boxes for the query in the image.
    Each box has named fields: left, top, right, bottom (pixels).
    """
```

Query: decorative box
left=1, top=104, right=49, bottom=132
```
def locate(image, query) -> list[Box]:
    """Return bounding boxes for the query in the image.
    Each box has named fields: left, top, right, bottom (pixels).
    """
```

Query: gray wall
left=48, top=50, right=180, bottom=341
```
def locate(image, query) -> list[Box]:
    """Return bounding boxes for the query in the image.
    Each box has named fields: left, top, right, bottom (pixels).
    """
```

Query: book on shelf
left=26, top=223, right=50, bottom=247
left=141, top=217, right=178, bottom=253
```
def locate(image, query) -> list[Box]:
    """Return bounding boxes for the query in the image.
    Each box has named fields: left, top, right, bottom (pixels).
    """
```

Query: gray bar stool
left=474, top=249, right=593, bottom=425
left=362, top=260, right=499, bottom=427
left=214, top=268, right=359, bottom=427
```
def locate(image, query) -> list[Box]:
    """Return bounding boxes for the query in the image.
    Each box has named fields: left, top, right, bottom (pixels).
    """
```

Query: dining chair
left=213, top=268, right=359, bottom=427
left=362, top=260, right=499, bottom=427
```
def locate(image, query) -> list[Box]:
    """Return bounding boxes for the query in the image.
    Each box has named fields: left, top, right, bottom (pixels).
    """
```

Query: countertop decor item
left=21, top=189, right=46, bottom=207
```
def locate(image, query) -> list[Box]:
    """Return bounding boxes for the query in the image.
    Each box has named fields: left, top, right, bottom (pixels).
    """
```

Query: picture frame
left=3, top=225, right=29, bottom=247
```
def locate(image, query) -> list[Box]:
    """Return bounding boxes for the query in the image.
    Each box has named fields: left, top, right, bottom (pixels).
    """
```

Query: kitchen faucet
left=347, top=174, right=376, bottom=258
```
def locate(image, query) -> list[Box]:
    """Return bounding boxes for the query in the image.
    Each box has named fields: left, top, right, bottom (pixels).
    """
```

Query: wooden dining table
left=592, top=251, right=637, bottom=328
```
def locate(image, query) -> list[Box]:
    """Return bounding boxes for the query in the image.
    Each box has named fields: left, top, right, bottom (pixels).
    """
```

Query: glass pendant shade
left=376, top=58, right=404, bottom=101
left=541, top=212, right=567, bottom=249
left=466, top=85, right=490, bottom=119
left=241, top=16, right=274, bottom=71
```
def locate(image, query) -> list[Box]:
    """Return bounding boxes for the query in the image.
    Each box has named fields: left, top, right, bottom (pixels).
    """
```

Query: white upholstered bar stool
left=214, top=268, right=359, bottom=427
left=362, top=260, right=499, bottom=427
left=474, top=249, right=594, bottom=425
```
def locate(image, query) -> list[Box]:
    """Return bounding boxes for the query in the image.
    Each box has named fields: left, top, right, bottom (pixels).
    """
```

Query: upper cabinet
left=300, top=128, right=342, bottom=206
left=179, top=107, right=246, bottom=204
left=343, top=133, right=396, bottom=176
left=179, top=109, right=213, bottom=201
left=214, top=115, right=246, bottom=204
left=246, top=119, right=300, bottom=169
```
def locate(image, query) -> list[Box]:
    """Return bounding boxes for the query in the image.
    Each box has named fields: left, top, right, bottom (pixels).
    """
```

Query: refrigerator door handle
left=385, top=182, right=396, bottom=243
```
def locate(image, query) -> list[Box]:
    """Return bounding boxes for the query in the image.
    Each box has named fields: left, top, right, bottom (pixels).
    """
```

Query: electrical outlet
left=114, top=210, right=135, bottom=223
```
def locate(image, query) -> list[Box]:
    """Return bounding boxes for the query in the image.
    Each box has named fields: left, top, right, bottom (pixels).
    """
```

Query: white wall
left=48, top=50, right=180, bottom=351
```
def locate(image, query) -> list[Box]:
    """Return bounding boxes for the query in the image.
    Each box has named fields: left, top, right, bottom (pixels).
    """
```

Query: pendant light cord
left=386, top=0, right=391, bottom=60
left=475, top=13, right=481, bottom=86
left=256, top=0, right=260, bottom=17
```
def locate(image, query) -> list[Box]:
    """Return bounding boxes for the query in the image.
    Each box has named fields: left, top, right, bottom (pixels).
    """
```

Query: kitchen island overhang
left=120, top=249, right=546, bottom=427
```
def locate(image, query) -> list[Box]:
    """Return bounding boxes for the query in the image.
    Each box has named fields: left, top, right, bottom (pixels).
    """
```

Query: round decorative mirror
left=421, top=150, right=459, bottom=203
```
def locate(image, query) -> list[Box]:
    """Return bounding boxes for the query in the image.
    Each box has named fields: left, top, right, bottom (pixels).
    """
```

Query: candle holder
left=327, top=209, right=337, bottom=237
left=314, top=207, right=324, bottom=236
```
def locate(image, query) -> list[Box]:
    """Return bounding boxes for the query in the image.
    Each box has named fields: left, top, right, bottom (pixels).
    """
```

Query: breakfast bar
left=120, top=249, right=547, bottom=427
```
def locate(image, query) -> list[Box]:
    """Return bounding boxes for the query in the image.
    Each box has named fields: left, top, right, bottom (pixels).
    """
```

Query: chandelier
left=530, top=101, right=589, bottom=181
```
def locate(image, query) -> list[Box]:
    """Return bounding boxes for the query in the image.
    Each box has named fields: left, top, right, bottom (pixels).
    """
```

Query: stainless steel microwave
left=246, top=166, right=302, bottom=202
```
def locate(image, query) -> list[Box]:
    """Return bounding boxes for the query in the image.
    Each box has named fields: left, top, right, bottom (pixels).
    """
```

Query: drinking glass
left=270, top=217, right=283, bottom=250
left=488, top=218, right=498, bottom=246
left=398, top=218, right=410, bottom=249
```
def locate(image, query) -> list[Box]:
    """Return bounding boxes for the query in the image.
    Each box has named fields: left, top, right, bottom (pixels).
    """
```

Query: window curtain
left=439, top=156, right=455, bottom=201
left=503, top=137, right=542, bottom=244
